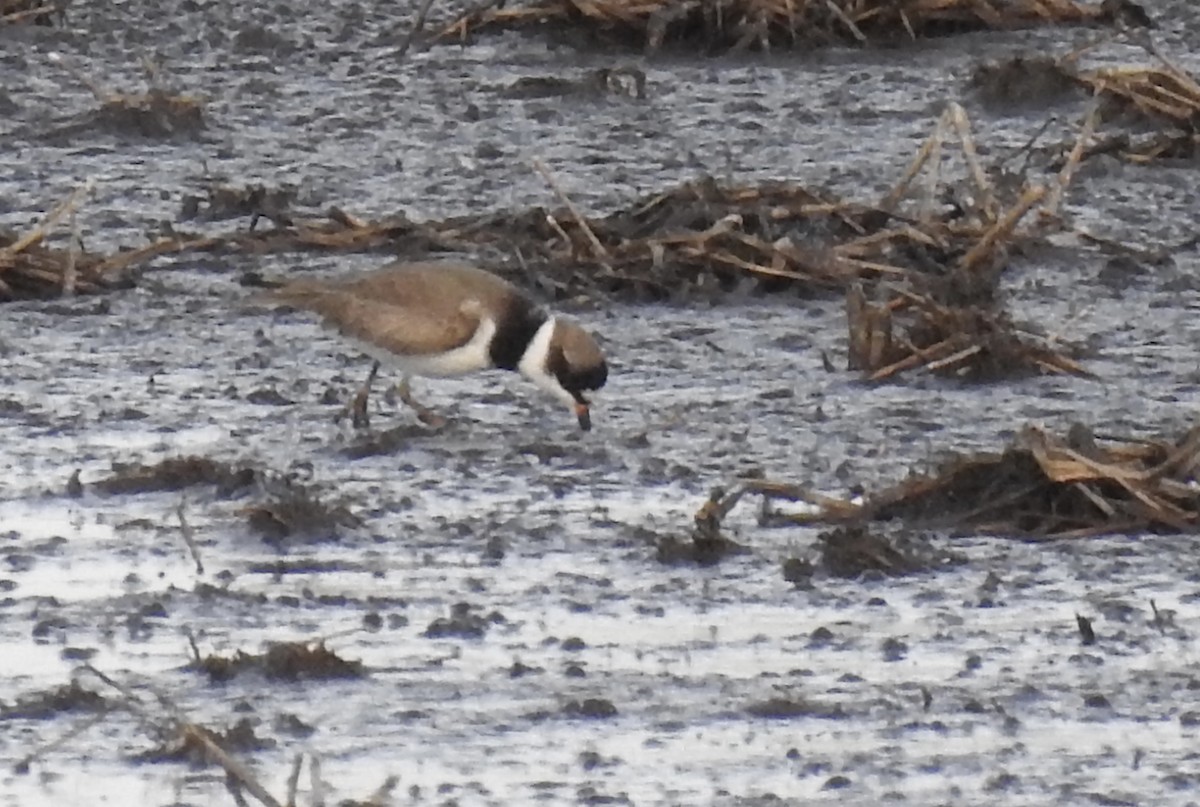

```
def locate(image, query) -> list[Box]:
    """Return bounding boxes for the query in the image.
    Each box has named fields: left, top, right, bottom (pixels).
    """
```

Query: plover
left=264, top=261, right=608, bottom=430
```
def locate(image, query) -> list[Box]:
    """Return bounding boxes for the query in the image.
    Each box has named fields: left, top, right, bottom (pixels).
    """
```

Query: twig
left=62, top=203, right=80, bottom=296
left=12, top=712, right=109, bottom=774
left=286, top=753, right=304, bottom=807
left=226, top=775, right=253, bottom=807
left=958, top=184, right=1047, bottom=272
left=0, top=4, right=57, bottom=25
left=176, top=498, right=205, bottom=575
left=2, top=179, right=96, bottom=256
left=824, top=0, right=865, bottom=42
left=923, top=344, right=983, bottom=373
left=542, top=211, right=574, bottom=251
left=395, top=0, right=438, bottom=59
left=879, top=123, right=939, bottom=213
left=310, top=754, right=327, bottom=807
left=1043, top=95, right=1100, bottom=217
left=946, top=102, right=996, bottom=222
left=183, top=724, right=284, bottom=807
left=531, top=158, right=610, bottom=262
left=921, top=109, right=944, bottom=222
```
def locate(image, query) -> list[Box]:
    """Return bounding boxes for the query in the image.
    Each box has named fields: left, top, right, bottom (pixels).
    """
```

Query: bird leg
left=397, top=376, right=448, bottom=429
left=336, top=361, right=380, bottom=430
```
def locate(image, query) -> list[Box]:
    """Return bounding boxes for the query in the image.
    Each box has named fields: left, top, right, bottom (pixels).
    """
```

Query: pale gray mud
left=3, top=1, right=1200, bottom=805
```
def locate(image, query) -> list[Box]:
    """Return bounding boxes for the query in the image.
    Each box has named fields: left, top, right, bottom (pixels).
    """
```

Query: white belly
left=348, top=316, right=497, bottom=378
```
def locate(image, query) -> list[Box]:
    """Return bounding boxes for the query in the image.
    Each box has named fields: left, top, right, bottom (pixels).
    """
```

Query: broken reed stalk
left=310, top=755, right=327, bottom=807
left=1044, top=95, right=1101, bottom=217
left=531, top=158, right=611, bottom=261
left=286, top=753, right=304, bottom=807
left=46, top=52, right=113, bottom=102
left=183, top=725, right=284, bottom=807
left=922, top=108, right=943, bottom=221
left=0, top=4, right=56, bottom=25
left=946, top=102, right=996, bottom=222
left=13, top=712, right=109, bottom=774
left=824, top=0, right=867, bottom=42
left=3, top=179, right=95, bottom=256
left=958, top=183, right=1047, bottom=272
left=396, top=0, right=438, bottom=58
left=176, top=498, right=205, bottom=575
left=62, top=204, right=78, bottom=296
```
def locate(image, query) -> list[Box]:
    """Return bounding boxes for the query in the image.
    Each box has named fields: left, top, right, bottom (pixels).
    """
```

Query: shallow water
left=3, top=1, right=1200, bottom=805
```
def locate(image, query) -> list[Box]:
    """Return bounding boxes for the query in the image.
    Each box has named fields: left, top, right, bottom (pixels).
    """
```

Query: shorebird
left=263, top=261, right=608, bottom=430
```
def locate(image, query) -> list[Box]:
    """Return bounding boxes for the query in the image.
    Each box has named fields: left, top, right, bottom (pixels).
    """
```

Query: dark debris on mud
left=745, top=695, right=846, bottom=720
left=7, top=42, right=1199, bottom=321
left=436, top=0, right=1134, bottom=54
left=868, top=423, right=1200, bottom=539
left=243, top=476, right=362, bottom=546
left=40, top=55, right=206, bottom=143
left=0, top=680, right=108, bottom=721
left=424, top=602, right=501, bottom=639
left=190, top=640, right=365, bottom=683
left=0, top=0, right=69, bottom=27
left=845, top=281, right=1092, bottom=382
left=783, top=525, right=959, bottom=584
left=972, top=46, right=1200, bottom=164
left=134, top=717, right=275, bottom=765
left=92, top=456, right=257, bottom=497
left=702, top=423, right=1200, bottom=542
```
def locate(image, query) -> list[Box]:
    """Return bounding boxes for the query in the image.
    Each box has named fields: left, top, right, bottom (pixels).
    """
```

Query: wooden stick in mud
left=12, top=712, right=109, bottom=774
left=395, top=0, right=438, bottom=58
left=176, top=499, right=205, bottom=575
left=1044, top=96, right=1100, bottom=217
left=879, top=122, right=940, bottom=214
left=92, top=234, right=222, bottom=274
left=285, top=753, right=304, bottom=807
left=958, top=184, right=1047, bottom=272
left=921, top=110, right=943, bottom=222
left=946, top=102, right=997, bottom=222
left=531, top=158, right=611, bottom=261
left=1, top=5, right=57, bottom=26
left=2, top=179, right=96, bottom=257
left=62, top=205, right=78, bottom=297
left=182, top=724, right=285, bottom=807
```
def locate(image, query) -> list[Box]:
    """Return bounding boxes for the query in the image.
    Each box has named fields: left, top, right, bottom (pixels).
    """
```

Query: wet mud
left=3, top=1, right=1200, bottom=805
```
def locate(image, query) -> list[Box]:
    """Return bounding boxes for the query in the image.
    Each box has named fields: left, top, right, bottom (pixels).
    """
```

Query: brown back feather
left=265, top=262, right=524, bottom=357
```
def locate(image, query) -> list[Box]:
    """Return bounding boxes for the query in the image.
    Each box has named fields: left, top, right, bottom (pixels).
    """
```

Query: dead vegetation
left=972, top=35, right=1200, bottom=164
left=190, top=639, right=365, bottom=683
left=698, top=423, right=1200, bottom=543
left=12, top=666, right=392, bottom=807
left=46, top=53, right=205, bottom=140
left=6, top=43, right=1194, bottom=328
left=435, top=0, right=1131, bottom=54
left=781, top=525, right=955, bottom=583
left=0, top=182, right=128, bottom=301
left=92, top=456, right=258, bottom=497
left=0, top=680, right=108, bottom=721
left=845, top=282, right=1092, bottom=381
left=0, top=0, right=68, bottom=26
left=242, top=476, right=362, bottom=545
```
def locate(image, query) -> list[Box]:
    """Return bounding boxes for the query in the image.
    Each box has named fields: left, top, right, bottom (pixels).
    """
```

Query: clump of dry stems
left=436, top=0, right=1125, bottom=53
left=696, top=424, right=1200, bottom=541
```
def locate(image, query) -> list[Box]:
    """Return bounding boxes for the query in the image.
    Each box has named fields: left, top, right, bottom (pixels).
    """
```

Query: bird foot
left=398, top=377, right=448, bottom=429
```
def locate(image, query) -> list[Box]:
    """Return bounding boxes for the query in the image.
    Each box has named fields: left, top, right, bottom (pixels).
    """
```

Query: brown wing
left=269, top=276, right=481, bottom=357
left=344, top=262, right=522, bottom=317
